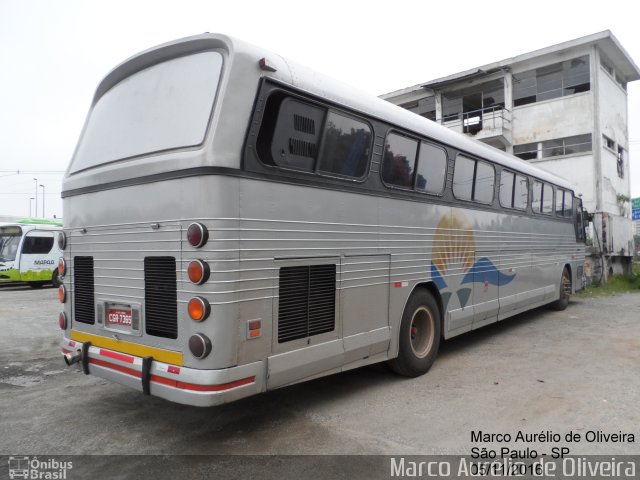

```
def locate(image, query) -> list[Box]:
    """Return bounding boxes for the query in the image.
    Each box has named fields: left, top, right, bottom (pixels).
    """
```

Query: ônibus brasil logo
left=8, top=456, right=73, bottom=479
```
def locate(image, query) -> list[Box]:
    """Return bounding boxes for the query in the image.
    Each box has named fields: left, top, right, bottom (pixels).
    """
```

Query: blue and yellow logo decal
left=430, top=213, right=515, bottom=312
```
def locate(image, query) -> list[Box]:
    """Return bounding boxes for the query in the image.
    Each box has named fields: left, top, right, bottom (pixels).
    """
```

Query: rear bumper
left=61, top=336, right=265, bottom=407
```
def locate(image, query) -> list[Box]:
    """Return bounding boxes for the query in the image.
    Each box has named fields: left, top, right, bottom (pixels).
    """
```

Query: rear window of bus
left=70, top=51, right=223, bottom=173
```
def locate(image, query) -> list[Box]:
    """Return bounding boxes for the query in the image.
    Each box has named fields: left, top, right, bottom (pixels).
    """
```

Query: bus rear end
left=59, top=34, right=269, bottom=406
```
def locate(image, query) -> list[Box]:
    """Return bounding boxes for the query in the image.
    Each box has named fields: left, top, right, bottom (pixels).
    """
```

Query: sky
left=1, top=0, right=639, bottom=219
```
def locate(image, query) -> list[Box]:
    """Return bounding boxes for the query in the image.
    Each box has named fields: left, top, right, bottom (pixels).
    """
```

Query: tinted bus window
left=542, top=184, right=554, bottom=214
left=532, top=181, right=543, bottom=212
left=452, top=155, right=475, bottom=200
left=318, top=112, right=371, bottom=178
left=474, top=161, right=495, bottom=203
left=513, top=174, right=529, bottom=210
left=381, top=133, right=418, bottom=188
left=500, top=170, right=515, bottom=208
left=415, top=142, right=447, bottom=194
left=22, top=235, right=54, bottom=254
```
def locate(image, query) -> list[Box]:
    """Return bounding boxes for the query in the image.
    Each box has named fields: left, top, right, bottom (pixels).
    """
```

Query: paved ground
left=1, top=284, right=638, bottom=458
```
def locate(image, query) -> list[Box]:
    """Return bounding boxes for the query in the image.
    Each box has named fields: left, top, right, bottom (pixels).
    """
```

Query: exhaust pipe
left=63, top=350, right=82, bottom=366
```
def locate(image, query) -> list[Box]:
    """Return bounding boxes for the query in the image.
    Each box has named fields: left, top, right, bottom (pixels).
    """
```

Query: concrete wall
left=532, top=154, right=595, bottom=209
left=511, top=92, right=593, bottom=143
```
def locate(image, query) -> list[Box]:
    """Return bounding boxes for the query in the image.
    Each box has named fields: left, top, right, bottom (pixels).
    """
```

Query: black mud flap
left=81, top=342, right=91, bottom=375
left=141, top=356, right=153, bottom=395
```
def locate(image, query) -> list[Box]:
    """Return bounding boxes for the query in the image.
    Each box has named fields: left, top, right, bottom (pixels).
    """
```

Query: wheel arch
left=409, top=281, right=445, bottom=335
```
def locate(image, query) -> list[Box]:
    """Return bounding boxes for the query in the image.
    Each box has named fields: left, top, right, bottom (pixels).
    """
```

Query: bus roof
left=66, top=33, right=576, bottom=194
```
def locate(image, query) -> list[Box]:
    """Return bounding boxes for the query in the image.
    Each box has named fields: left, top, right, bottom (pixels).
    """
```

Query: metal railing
left=441, top=105, right=511, bottom=136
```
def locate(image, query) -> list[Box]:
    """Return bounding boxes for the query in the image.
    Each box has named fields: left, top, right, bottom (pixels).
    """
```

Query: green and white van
left=0, top=219, right=63, bottom=288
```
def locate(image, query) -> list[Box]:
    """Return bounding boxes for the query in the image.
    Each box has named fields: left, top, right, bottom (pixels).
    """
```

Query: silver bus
left=60, top=34, right=587, bottom=406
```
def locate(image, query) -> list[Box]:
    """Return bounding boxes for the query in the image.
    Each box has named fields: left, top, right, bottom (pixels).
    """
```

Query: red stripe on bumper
left=89, top=357, right=255, bottom=392
left=100, top=349, right=134, bottom=364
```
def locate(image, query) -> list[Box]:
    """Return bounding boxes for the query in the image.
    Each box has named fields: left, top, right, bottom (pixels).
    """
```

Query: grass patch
left=577, top=266, right=640, bottom=298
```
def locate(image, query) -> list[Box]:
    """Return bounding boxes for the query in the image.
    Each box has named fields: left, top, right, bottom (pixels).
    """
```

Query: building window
left=442, top=80, right=505, bottom=132
left=617, top=146, right=625, bottom=179
left=514, top=142, right=538, bottom=160
left=601, top=60, right=614, bottom=76
left=513, top=55, right=590, bottom=106
left=603, top=134, right=615, bottom=150
left=541, top=134, right=592, bottom=158
left=408, top=96, right=436, bottom=121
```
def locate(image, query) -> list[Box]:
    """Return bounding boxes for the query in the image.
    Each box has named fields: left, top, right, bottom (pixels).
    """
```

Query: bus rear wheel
left=389, top=289, right=441, bottom=377
left=550, top=268, right=571, bottom=311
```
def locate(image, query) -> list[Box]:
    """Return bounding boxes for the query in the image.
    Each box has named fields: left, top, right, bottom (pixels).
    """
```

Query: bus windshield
left=70, top=51, right=223, bottom=173
left=0, top=226, right=22, bottom=262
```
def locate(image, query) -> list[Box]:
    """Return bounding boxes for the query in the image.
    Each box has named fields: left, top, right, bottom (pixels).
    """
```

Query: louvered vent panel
left=144, top=256, right=178, bottom=339
left=74, top=256, right=95, bottom=324
left=289, top=138, right=317, bottom=158
left=278, top=264, right=336, bottom=343
left=294, top=114, right=315, bottom=134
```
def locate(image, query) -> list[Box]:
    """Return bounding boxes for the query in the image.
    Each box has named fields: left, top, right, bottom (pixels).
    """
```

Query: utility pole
left=40, top=184, right=45, bottom=218
left=29, top=197, right=34, bottom=217
left=33, top=178, right=38, bottom=218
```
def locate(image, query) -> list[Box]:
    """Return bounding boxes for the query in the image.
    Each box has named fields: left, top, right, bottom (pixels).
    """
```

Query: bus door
left=19, top=230, right=57, bottom=281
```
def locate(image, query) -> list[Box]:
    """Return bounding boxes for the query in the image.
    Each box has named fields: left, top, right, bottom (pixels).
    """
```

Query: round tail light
left=58, top=257, right=66, bottom=277
left=58, top=231, right=66, bottom=250
left=187, top=260, right=210, bottom=284
left=189, top=334, right=212, bottom=359
left=59, top=312, right=67, bottom=330
left=188, top=297, right=210, bottom=322
left=187, top=222, right=208, bottom=248
left=58, top=284, right=66, bottom=303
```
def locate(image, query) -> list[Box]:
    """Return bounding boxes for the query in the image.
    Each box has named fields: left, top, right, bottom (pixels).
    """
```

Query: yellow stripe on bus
left=70, top=331, right=183, bottom=366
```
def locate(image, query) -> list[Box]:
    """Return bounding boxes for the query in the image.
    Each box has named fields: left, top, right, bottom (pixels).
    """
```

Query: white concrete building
left=381, top=30, right=640, bottom=281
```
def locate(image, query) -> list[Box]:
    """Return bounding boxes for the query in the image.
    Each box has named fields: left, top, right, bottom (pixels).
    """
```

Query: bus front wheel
left=51, top=268, right=61, bottom=288
left=389, top=290, right=441, bottom=377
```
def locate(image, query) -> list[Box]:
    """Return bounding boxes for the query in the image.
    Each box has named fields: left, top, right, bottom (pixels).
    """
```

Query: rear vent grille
left=278, top=264, right=336, bottom=343
left=294, top=114, right=315, bottom=134
left=144, top=257, right=178, bottom=339
left=289, top=138, right=317, bottom=158
left=73, top=256, right=95, bottom=324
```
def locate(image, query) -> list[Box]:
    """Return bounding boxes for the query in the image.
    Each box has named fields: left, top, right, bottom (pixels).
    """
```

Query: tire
left=389, top=289, right=441, bottom=377
left=51, top=268, right=61, bottom=288
left=550, top=268, right=571, bottom=311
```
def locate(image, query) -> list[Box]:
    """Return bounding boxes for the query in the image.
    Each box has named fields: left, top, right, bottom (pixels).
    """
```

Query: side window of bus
left=22, top=233, right=54, bottom=254
left=317, top=112, right=371, bottom=178
left=453, top=155, right=495, bottom=203
left=500, top=170, right=528, bottom=210
left=258, top=94, right=372, bottom=179
left=532, top=181, right=554, bottom=214
left=381, top=133, right=418, bottom=188
left=415, top=142, right=447, bottom=194
left=542, top=184, right=554, bottom=214
left=556, top=188, right=573, bottom=217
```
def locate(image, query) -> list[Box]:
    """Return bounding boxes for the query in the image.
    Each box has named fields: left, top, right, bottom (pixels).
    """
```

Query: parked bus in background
left=59, top=34, right=588, bottom=406
left=0, top=219, right=63, bottom=288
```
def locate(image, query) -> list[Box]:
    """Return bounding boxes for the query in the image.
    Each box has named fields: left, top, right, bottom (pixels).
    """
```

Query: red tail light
left=59, top=312, right=67, bottom=330
left=58, top=258, right=66, bottom=277
left=58, top=231, right=66, bottom=250
left=187, top=223, right=208, bottom=248
left=189, top=334, right=212, bottom=359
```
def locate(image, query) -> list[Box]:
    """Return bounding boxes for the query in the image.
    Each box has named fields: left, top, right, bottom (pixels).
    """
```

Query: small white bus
left=0, top=220, right=63, bottom=288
